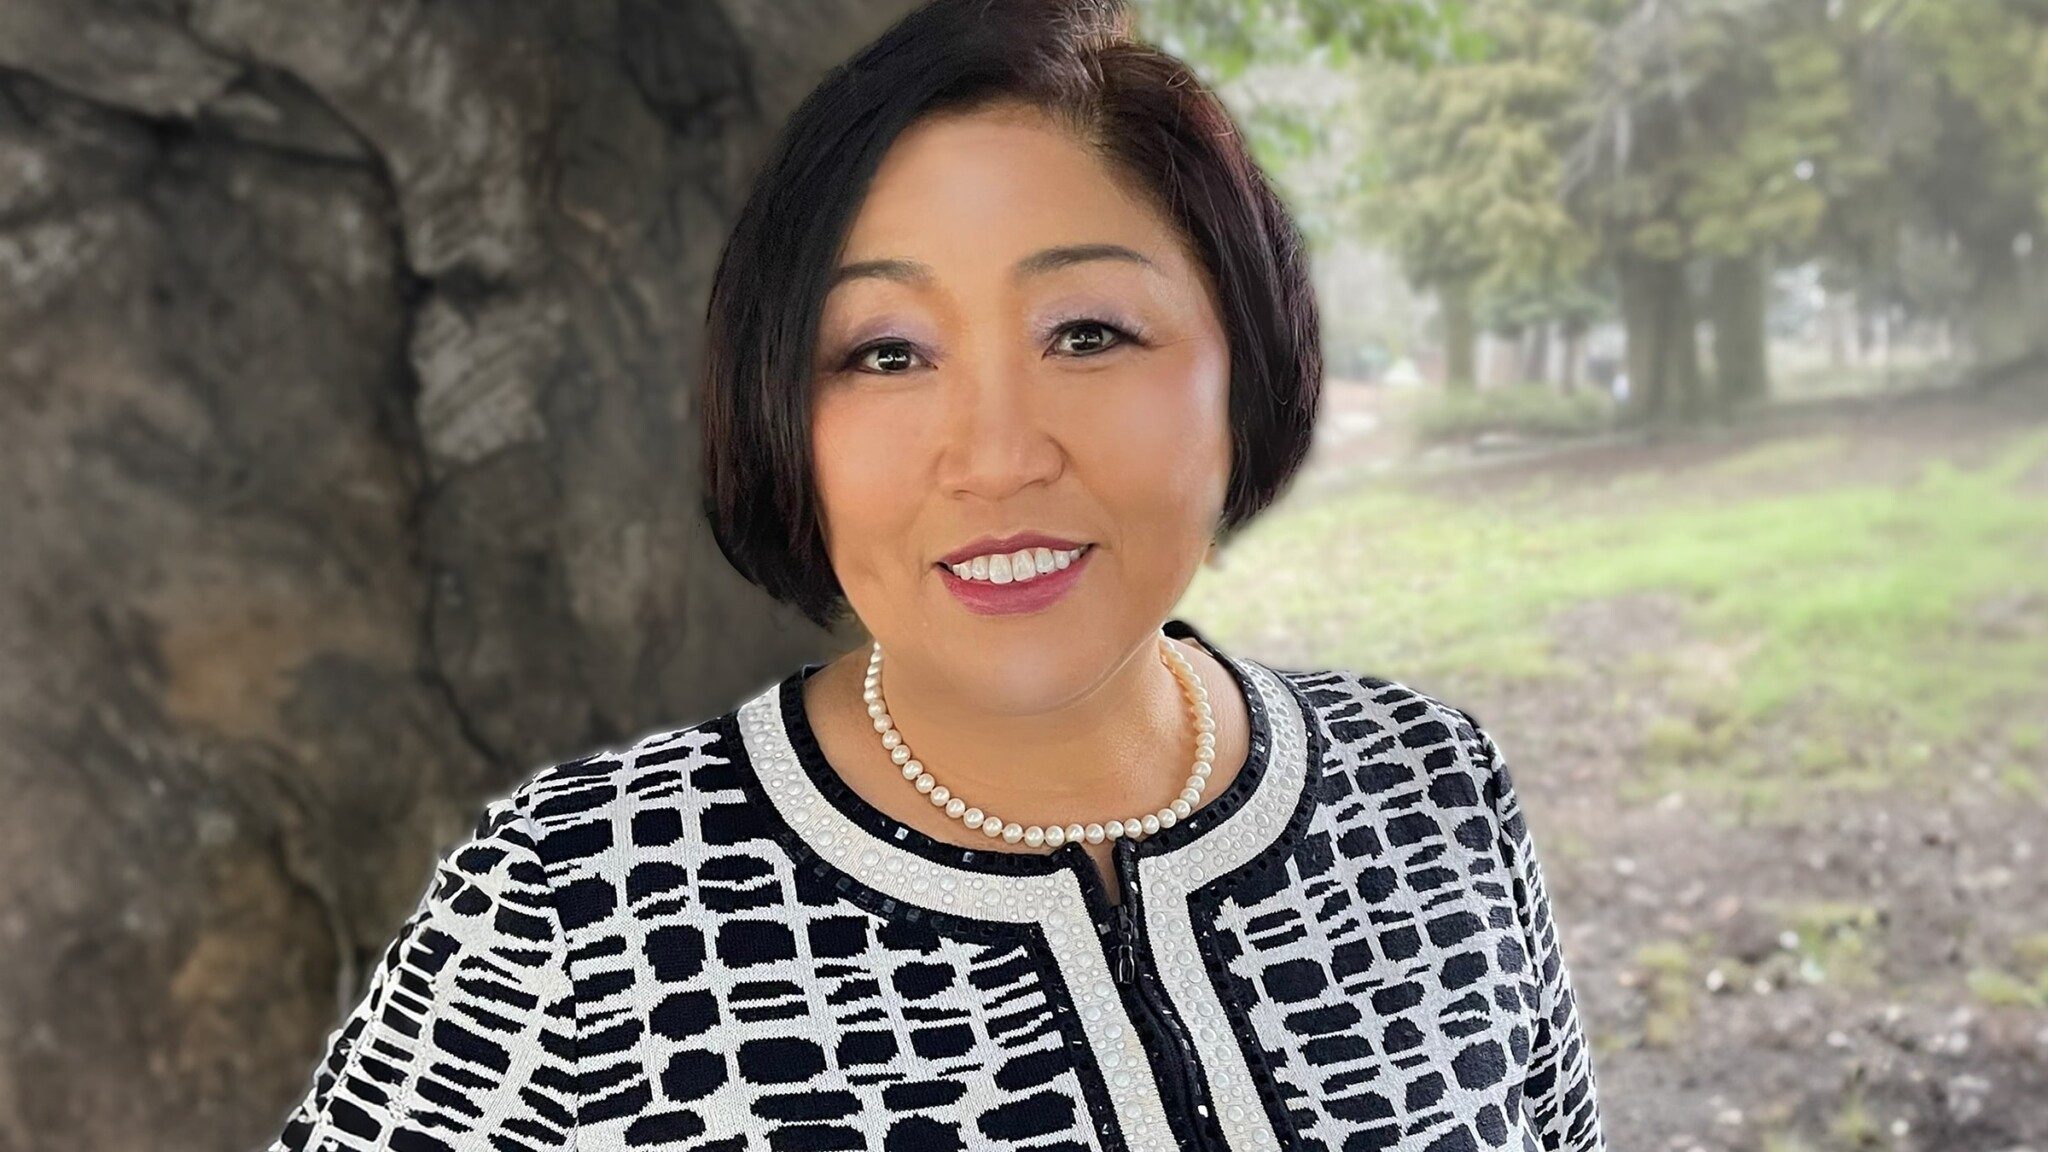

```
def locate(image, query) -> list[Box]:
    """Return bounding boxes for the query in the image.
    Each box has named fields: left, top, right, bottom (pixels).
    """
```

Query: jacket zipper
left=1109, top=884, right=1221, bottom=1152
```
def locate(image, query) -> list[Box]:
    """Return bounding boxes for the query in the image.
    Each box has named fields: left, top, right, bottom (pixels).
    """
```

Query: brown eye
left=1052, top=320, right=1137, bottom=357
left=845, top=341, right=927, bottom=375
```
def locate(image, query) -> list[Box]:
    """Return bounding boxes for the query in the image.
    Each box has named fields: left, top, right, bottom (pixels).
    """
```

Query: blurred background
left=1, top=1, right=2043, bottom=1149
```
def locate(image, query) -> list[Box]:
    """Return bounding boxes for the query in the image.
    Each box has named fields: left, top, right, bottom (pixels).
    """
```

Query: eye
left=836, top=317, right=1145, bottom=377
left=843, top=341, right=927, bottom=376
left=1050, top=318, right=1141, bottom=357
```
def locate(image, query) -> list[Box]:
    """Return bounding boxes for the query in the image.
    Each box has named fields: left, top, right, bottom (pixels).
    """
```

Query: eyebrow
left=827, top=243, right=1159, bottom=291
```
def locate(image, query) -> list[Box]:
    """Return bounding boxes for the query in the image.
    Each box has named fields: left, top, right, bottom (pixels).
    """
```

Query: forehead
left=833, top=103, right=1183, bottom=283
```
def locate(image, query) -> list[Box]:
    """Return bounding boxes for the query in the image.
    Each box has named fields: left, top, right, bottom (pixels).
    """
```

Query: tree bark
left=1709, top=252, right=1771, bottom=413
left=1525, top=322, right=1552, bottom=386
left=1560, top=318, right=1585, bottom=392
left=1440, top=280, right=1478, bottom=392
left=1960, top=243, right=2048, bottom=374
left=0, top=2, right=907, bottom=1148
left=1617, top=253, right=1702, bottom=426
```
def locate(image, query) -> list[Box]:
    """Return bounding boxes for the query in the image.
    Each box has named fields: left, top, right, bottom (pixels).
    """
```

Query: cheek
left=1071, top=344, right=1231, bottom=513
left=810, top=392, right=904, bottom=549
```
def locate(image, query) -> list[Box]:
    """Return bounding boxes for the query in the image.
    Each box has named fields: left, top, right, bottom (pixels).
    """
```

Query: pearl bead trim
left=735, top=640, right=1310, bottom=1152
left=737, top=678, right=1184, bottom=1151
left=863, top=627, right=1216, bottom=847
left=1133, top=656, right=1309, bottom=1151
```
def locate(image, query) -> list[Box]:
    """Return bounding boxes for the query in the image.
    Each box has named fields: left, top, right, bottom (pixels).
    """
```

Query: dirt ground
left=1301, top=376, right=2048, bottom=1152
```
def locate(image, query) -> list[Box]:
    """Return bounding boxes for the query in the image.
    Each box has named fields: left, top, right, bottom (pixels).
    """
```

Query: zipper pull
left=1111, top=903, right=1137, bottom=986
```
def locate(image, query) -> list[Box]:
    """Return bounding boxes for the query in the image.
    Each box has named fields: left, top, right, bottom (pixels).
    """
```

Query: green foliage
left=1886, top=0, right=2048, bottom=224
left=1132, top=0, right=1483, bottom=80
left=1365, top=0, right=1599, bottom=310
left=1563, top=0, right=1868, bottom=266
left=1134, top=0, right=2048, bottom=396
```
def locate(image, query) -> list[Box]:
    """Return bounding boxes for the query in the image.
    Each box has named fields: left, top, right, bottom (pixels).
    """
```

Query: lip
left=936, top=531, right=1090, bottom=567
left=938, top=543, right=1095, bottom=617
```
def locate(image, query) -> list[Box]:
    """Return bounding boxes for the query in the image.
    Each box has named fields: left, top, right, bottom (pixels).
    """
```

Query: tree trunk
left=1618, top=253, right=1702, bottom=426
left=1441, top=280, right=1478, bottom=392
left=1709, top=252, right=1771, bottom=414
left=1960, top=244, right=2048, bottom=374
left=1524, top=323, right=1552, bottom=386
left=0, top=2, right=906, bottom=1148
left=1560, top=319, right=1585, bottom=393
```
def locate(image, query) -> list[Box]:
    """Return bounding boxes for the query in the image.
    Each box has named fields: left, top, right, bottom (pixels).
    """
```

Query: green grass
left=1184, top=425, right=2048, bottom=802
left=1412, top=382, right=1620, bottom=443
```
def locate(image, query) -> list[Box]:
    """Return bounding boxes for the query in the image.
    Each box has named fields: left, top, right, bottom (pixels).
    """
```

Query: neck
left=821, top=634, right=1206, bottom=829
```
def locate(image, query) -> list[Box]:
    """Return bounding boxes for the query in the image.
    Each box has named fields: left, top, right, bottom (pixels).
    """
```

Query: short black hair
left=701, top=0, right=1322, bottom=632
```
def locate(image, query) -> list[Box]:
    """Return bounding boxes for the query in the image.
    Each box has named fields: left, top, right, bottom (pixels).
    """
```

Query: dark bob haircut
left=701, top=0, right=1322, bottom=632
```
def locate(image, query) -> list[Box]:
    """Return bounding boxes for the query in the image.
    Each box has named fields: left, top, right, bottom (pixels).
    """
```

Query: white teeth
left=948, top=545, right=1087, bottom=583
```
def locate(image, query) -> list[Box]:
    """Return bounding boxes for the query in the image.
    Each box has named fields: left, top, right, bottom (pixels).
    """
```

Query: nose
left=935, top=358, right=1065, bottom=502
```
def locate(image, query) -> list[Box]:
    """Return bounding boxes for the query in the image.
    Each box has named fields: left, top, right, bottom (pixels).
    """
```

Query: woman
left=269, top=1, right=1607, bottom=1149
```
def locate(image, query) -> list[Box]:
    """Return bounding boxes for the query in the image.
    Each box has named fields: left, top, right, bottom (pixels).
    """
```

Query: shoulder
left=1265, top=661, right=1502, bottom=802
left=495, top=706, right=755, bottom=877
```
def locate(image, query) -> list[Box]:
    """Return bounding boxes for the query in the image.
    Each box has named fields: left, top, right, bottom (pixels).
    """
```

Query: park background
left=1, top=0, right=2044, bottom=1149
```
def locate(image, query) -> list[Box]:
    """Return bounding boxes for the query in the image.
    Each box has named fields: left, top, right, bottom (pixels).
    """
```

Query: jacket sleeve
left=1456, top=707, right=1608, bottom=1152
left=266, top=791, right=578, bottom=1152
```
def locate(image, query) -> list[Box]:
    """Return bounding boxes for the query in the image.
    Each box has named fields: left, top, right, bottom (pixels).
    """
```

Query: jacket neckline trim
left=756, top=616, right=1282, bottom=880
left=732, top=620, right=1314, bottom=1152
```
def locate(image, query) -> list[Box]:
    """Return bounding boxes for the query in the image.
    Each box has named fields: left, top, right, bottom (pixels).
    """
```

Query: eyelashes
left=835, top=316, right=1149, bottom=377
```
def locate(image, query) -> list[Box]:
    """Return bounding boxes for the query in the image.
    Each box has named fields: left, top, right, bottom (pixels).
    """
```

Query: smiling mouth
left=935, top=542, right=1096, bottom=581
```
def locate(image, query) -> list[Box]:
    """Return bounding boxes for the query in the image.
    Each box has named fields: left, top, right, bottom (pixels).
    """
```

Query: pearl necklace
left=862, top=628, right=1217, bottom=848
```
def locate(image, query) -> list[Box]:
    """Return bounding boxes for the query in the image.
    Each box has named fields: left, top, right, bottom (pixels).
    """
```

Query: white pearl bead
left=868, top=631, right=1214, bottom=855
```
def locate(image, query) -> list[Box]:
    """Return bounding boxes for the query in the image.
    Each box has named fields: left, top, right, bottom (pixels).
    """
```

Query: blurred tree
left=1563, top=0, right=1862, bottom=423
left=1136, top=0, right=1483, bottom=78
left=1359, top=0, right=1599, bottom=390
left=1874, top=0, right=2048, bottom=372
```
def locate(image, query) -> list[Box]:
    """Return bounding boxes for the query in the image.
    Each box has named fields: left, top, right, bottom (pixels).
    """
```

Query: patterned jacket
left=267, top=616, right=1606, bottom=1152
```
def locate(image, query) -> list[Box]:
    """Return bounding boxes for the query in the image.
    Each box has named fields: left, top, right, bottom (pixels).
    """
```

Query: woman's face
left=809, top=101, right=1232, bottom=712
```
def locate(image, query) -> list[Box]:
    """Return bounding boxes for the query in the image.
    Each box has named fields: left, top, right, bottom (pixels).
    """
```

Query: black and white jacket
left=268, top=617, right=1606, bottom=1152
